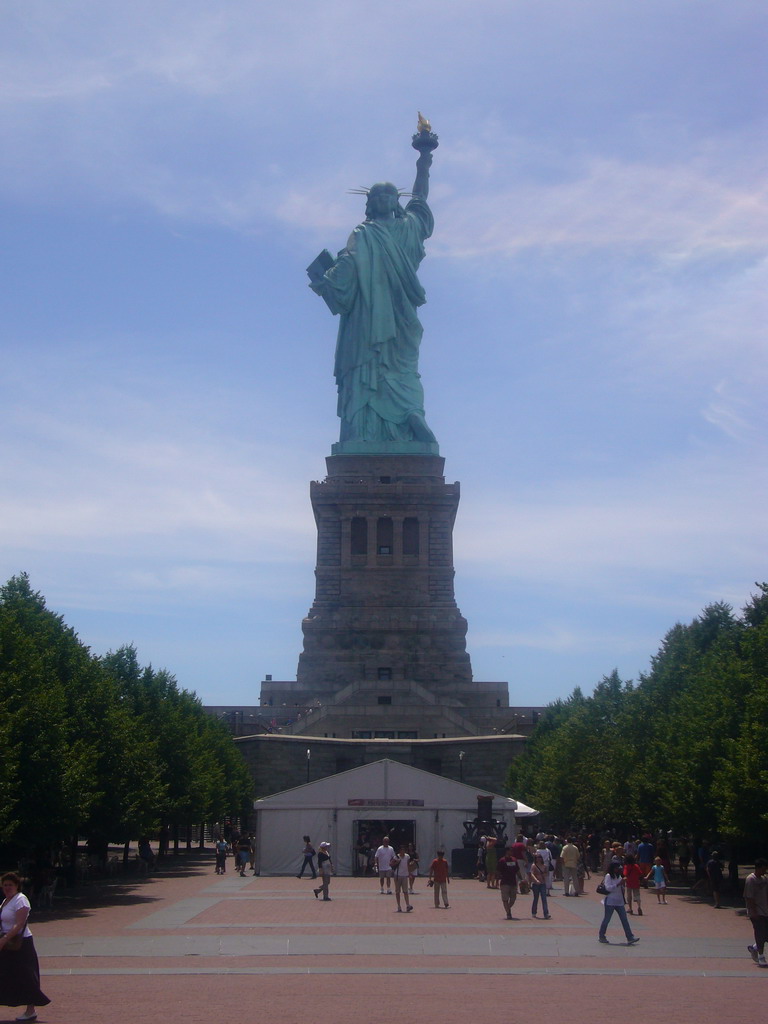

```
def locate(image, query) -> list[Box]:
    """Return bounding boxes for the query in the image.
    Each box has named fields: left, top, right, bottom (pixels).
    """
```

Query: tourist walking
left=509, top=833, right=528, bottom=886
left=536, top=840, right=554, bottom=895
left=484, top=836, right=499, bottom=889
left=496, top=846, right=520, bottom=919
left=547, top=835, right=563, bottom=882
left=745, top=858, right=768, bottom=968
left=623, top=854, right=643, bottom=915
left=428, top=849, right=450, bottom=908
left=374, top=837, right=394, bottom=894
left=676, top=837, right=691, bottom=881
left=407, top=843, right=419, bottom=892
left=706, top=850, right=724, bottom=908
left=313, top=842, right=334, bottom=901
left=0, top=871, right=51, bottom=1022
left=475, top=836, right=487, bottom=883
left=530, top=853, right=551, bottom=919
left=577, top=842, right=591, bottom=894
left=599, top=840, right=614, bottom=874
left=598, top=862, right=639, bottom=945
left=236, top=834, right=250, bottom=876
left=561, top=837, right=580, bottom=896
left=214, top=836, right=229, bottom=874
left=636, top=836, right=655, bottom=879
left=297, top=836, right=317, bottom=879
left=647, top=856, right=669, bottom=904
left=391, top=845, right=413, bottom=912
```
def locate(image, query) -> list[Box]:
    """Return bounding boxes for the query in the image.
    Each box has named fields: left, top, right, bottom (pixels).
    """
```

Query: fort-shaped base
left=254, top=454, right=507, bottom=740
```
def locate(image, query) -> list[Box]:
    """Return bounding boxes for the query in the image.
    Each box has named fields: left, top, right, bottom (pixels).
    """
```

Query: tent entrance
left=353, top=819, right=416, bottom=876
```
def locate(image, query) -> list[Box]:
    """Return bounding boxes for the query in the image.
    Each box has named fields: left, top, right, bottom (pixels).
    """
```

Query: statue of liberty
left=307, top=116, right=439, bottom=453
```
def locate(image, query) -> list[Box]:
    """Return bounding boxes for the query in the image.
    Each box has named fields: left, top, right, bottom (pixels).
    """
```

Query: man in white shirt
left=374, top=837, right=395, bottom=894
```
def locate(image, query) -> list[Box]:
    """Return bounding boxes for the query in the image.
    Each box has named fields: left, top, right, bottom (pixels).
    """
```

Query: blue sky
left=2, top=0, right=766, bottom=708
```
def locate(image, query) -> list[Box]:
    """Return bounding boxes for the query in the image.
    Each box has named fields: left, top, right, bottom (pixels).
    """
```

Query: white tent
left=253, top=758, right=538, bottom=876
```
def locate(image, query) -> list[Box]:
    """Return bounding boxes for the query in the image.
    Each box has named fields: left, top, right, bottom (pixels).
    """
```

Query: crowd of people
left=475, top=830, right=742, bottom=899
left=204, top=826, right=766, bottom=970
left=211, top=828, right=256, bottom=877
left=285, top=828, right=768, bottom=968
left=473, top=829, right=767, bottom=960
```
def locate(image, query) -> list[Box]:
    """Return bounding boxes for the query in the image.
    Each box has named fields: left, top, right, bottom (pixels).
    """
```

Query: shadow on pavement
left=33, top=856, right=210, bottom=920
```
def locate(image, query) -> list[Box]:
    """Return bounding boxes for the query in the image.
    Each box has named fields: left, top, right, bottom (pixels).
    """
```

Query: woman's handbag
left=519, top=879, right=531, bottom=895
left=595, top=882, right=608, bottom=895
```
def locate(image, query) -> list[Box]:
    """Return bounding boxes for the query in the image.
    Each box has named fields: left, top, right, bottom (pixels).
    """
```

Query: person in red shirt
left=428, top=849, right=451, bottom=909
left=623, top=853, right=644, bottom=916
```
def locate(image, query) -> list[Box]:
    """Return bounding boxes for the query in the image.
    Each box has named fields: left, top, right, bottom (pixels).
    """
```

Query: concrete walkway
left=19, top=857, right=766, bottom=1023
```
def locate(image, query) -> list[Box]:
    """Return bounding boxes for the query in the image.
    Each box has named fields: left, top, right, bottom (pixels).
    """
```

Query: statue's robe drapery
left=311, top=198, right=435, bottom=443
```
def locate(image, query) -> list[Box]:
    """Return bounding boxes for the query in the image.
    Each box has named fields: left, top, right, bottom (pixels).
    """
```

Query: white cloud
left=703, top=380, right=758, bottom=442
left=0, top=376, right=315, bottom=561
left=2, top=0, right=765, bottom=255
left=455, top=448, right=767, bottom=589
left=434, top=154, right=768, bottom=260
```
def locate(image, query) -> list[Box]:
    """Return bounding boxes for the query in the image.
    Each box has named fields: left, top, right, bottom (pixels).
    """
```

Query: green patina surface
left=308, top=123, right=440, bottom=455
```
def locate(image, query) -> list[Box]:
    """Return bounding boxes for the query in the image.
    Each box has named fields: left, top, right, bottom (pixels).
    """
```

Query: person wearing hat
left=313, top=843, right=335, bottom=901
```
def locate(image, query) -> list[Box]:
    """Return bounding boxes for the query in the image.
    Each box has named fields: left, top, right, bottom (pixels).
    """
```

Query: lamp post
left=459, top=750, right=465, bottom=783
left=306, top=747, right=311, bottom=784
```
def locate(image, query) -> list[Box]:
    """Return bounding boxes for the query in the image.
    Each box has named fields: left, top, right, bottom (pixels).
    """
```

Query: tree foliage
left=0, top=574, right=252, bottom=855
left=507, top=586, right=768, bottom=842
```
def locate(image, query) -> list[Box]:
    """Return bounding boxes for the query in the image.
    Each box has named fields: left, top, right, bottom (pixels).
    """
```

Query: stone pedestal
left=258, top=454, right=510, bottom=740
left=296, top=453, right=472, bottom=697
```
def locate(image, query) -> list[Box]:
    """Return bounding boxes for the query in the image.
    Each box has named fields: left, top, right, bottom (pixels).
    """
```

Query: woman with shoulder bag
left=0, top=871, right=51, bottom=1022
left=597, top=861, right=639, bottom=946
left=530, top=852, right=551, bottom=919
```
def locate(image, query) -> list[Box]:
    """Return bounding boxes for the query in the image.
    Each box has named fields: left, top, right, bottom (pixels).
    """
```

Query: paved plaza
left=20, top=855, right=766, bottom=1023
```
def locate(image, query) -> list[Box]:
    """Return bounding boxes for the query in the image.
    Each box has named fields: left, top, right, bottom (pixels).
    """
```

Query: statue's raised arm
left=411, top=111, right=439, bottom=200
left=307, top=116, right=440, bottom=455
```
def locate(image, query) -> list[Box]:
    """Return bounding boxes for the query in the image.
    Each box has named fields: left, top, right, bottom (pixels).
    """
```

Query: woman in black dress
left=0, top=871, right=51, bottom=1022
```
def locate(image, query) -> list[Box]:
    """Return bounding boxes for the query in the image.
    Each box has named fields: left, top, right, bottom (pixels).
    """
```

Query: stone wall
left=236, top=733, right=528, bottom=798
left=296, top=454, right=474, bottom=693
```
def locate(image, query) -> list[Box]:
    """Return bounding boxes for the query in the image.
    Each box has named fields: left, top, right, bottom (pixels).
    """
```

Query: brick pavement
left=16, top=855, right=766, bottom=1024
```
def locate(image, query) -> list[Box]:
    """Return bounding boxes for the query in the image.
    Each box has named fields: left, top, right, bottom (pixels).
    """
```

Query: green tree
left=102, top=646, right=252, bottom=839
left=505, top=592, right=768, bottom=838
left=712, top=585, right=768, bottom=842
left=507, top=675, right=638, bottom=827
left=0, top=575, right=250, bottom=858
left=0, top=574, right=100, bottom=849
